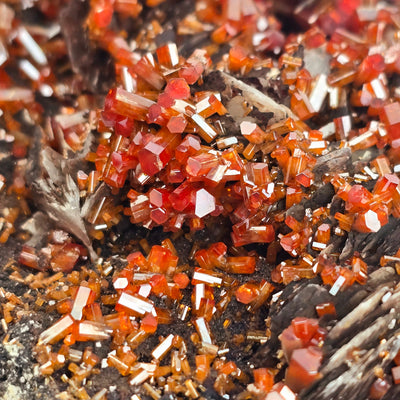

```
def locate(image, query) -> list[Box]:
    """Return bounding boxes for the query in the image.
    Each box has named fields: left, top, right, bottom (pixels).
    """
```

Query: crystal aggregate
left=3, top=0, right=400, bottom=399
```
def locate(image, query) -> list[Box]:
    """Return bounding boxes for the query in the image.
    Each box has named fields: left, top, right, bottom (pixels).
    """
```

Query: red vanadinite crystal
left=345, top=184, right=373, bottom=213
left=253, top=368, right=274, bottom=392
left=394, top=350, right=400, bottom=366
left=355, top=54, right=385, bottom=85
left=140, top=312, right=158, bottom=333
left=380, top=102, right=400, bottom=142
left=164, top=78, right=191, bottom=100
left=14, top=0, right=400, bottom=397
left=285, top=346, right=323, bottom=392
left=90, top=0, right=114, bottom=29
left=315, top=302, right=336, bottom=318
left=351, top=256, right=368, bottom=284
left=369, top=378, right=390, bottom=399
left=173, top=272, right=190, bottom=289
left=167, top=115, right=187, bottom=133
left=352, top=209, right=385, bottom=233
left=291, top=317, right=319, bottom=344
left=235, top=282, right=259, bottom=304
left=240, top=121, right=266, bottom=144
left=392, top=366, right=400, bottom=384
left=280, top=317, right=327, bottom=368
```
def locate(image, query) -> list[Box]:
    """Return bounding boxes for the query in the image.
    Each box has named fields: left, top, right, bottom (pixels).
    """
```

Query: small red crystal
left=369, top=378, right=390, bottom=399
left=315, top=302, right=336, bottom=318
left=164, top=78, right=191, bottom=100
left=345, top=184, right=372, bottom=213
left=393, top=365, right=400, bottom=384
left=235, top=283, right=259, bottom=304
left=167, top=115, right=187, bottom=133
left=138, top=140, right=171, bottom=176
left=356, top=54, right=385, bottom=85
left=285, top=347, right=323, bottom=392
left=253, top=368, right=274, bottom=392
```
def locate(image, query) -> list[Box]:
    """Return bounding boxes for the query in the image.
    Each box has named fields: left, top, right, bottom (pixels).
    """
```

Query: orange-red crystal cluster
left=89, top=47, right=289, bottom=246
left=89, top=45, right=335, bottom=263
left=332, top=173, right=400, bottom=234
left=4, top=0, right=400, bottom=399
left=280, top=317, right=326, bottom=393
left=35, top=240, right=279, bottom=398
left=19, top=232, right=88, bottom=273
left=82, top=0, right=400, bottom=301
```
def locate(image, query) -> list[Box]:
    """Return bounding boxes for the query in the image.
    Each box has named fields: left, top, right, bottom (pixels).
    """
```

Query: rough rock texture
left=0, top=314, right=61, bottom=400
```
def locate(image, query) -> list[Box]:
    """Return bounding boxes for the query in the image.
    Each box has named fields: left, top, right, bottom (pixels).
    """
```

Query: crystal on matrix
left=17, top=0, right=400, bottom=398
left=70, top=286, right=96, bottom=320
left=392, top=365, right=400, bottom=384
left=265, top=383, right=297, bottom=400
left=285, top=347, right=323, bottom=392
left=156, top=43, right=179, bottom=68
left=38, top=315, right=75, bottom=345
left=104, top=87, right=155, bottom=121
left=235, top=283, right=260, bottom=304
left=138, top=140, right=171, bottom=176
left=352, top=209, right=383, bottom=233
left=116, top=292, right=154, bottom=316
left=74, top=320, right=112, bottom=341
left=369, top=378, right=390, bottom=399
left=315, top=302, right=336, bottom=318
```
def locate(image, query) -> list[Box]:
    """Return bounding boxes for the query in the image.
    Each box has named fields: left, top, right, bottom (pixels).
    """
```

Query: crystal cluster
left=34, top=240, right=276, bottom=398
left=280, top=317, right=326, bottom=393
left=3, top=0, right=400, bottom=399
left=19, top=231, right=88, bottom=273
left=80, top=0, right=400, bottom=299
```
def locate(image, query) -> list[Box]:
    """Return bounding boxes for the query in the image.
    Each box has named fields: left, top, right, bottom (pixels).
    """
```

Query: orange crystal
left=235, top=282, right=259, bottom=304
left=315, top=302, right=336, bottom=318
left=369, top=378, right=390, bottom=399
left=70, top=286, right=96, bottom=321
left=253, top=368, right=274, bottom=392
left=285, top=347, right=323, bottom=392
left=392, top=365, right=400, bottom=384
left=38, top=314, right=75, bottom=345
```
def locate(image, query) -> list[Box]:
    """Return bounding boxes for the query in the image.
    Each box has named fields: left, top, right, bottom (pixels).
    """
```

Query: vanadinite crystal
left=4, top=0, right=400, bottom=399
left=369, top=378, right=391, bottom=400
